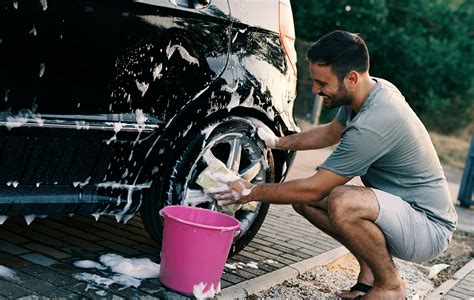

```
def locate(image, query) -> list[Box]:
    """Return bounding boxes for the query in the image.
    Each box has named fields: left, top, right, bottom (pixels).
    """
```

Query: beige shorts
left=371, top=188, right=452, bottom=263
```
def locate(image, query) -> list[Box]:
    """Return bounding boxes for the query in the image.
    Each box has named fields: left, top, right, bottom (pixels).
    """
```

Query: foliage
left=292, top=0, right=473, bottom=133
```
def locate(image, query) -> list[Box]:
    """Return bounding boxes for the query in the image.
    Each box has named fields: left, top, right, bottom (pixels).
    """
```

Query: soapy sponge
left=196, top=159, right=242, bottom=213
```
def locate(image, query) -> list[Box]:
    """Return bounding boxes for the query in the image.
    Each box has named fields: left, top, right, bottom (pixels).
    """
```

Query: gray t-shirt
left=320, top=78, right=457, bottom=231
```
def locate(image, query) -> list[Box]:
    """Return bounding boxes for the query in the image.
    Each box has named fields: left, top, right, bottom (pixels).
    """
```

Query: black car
left=0, top=0, right=298, bottom=254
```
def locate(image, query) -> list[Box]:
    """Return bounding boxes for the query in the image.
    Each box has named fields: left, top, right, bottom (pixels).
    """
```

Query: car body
left=0, top=0, right=298, bottom=254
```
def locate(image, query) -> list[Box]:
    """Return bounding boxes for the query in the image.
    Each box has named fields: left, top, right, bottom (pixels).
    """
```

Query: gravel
left=254, top=255, right=434, bottom=299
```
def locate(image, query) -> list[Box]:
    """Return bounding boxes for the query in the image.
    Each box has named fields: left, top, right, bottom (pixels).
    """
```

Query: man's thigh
left=371, top=188, right=452, bottom=263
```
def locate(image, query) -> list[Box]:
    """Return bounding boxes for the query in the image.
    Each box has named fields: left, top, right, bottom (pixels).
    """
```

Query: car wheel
left=141, top=117, right=274, bottom=256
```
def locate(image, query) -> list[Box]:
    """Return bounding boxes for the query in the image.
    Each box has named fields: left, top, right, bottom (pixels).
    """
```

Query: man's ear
left=345, top=71, right=359, bottom=90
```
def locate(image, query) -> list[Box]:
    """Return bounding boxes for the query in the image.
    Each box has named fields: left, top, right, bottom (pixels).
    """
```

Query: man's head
left=307, top=31, right=370, bottom=109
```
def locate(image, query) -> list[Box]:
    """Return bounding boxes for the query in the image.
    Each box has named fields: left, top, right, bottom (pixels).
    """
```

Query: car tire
left=141, top=117, right=274, bottom=256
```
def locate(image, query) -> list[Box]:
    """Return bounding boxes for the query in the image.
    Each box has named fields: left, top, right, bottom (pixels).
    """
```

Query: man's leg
left=293, top=199, right=375, bottom=299
left=293, top=186, right=406, bottom=299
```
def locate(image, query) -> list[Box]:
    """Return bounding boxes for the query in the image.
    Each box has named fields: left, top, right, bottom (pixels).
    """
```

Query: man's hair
left=306, top=30, right=370, bottom=81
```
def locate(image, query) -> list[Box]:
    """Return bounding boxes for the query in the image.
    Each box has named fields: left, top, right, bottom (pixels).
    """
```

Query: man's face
left=309, top=63, right=352, bottom=109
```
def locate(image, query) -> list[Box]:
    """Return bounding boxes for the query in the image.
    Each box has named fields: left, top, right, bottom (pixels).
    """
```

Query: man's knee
left=327, top=186, right=379, bottom=223
left=327, top=186, right=351, bottom=221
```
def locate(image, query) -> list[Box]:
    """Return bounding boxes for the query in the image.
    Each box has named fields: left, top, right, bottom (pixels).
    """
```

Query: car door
left=0, top=0, right=230, bottom=201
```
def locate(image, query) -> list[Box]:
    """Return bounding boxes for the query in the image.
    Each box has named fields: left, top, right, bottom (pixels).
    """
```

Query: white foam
left=183, top=189, right=213, bottom=207
left=193, top=282, right=221, bottom=299
left=263, top=259, right=278, bottom=264
left=74, top=272, right=114, bottom=288
left=135, top=109, right=147, bottom=125
left=24, top=215, right=47, bottom=225
left=73, top=260, right=106, bottom=270
left=152, top=63, right=163, bottom=81
left=73, top=254, right=161, bottom=292
left=135, top=80, right=149, bottom=97
left=39, top=0, right=47, bottom=10
left=0, top=265, right=19, bottom=281
left=225, top=263, right=237, bottom=270
left=246, top=262, right=259, bottom=269
left=99, top=253, right=160, bottom=279
left=30, top=24, right=37, bottom=36
left=39, top=63, right=46, bottom=77
left=0, top=215, right=8, bottom=225
left=166, top=42, right=199, bottom=66
left=113, top=122, right=123, bottom=133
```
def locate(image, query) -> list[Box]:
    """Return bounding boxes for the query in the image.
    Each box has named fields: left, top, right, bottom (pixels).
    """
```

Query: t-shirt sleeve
left=320, top=127, right=389, bottom=177
left=335, top=106, right=349, bottom=125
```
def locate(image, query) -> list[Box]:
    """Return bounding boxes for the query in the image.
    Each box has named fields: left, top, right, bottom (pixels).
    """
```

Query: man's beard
left=321, top=83, right=352, bottom=109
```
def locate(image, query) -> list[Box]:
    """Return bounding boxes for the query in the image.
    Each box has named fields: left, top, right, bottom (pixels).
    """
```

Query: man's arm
left=277, top=118, right=344, bottom=151
left=217, top=168, right=351, bottom=205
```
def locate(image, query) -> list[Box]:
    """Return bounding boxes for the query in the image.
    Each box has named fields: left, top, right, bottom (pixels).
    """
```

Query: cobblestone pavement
left=0, top=204, right=340, bottom=298
left=445, top=269, right=474, bottom=299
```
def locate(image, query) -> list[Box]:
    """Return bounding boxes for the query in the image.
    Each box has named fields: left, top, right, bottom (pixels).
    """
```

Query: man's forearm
left=246, top=178, right=327, bottom=205
left=277, top=121, right=341, bottom=151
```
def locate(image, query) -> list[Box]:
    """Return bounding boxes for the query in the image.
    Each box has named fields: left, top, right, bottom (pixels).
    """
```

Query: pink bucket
left=159, top=205, right=241, bottom=295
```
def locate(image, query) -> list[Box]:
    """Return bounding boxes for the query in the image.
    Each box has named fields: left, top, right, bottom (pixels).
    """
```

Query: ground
left=254, top=231, right=474, bottom=298
left=427, top=230, right=474, bottom=287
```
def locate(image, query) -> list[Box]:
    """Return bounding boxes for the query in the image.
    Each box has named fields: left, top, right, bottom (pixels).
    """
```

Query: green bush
left=292, top=0, right=473, bottom=133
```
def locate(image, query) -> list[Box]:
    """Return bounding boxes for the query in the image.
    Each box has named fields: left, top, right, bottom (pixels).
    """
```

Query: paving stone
left=18, top=265, right=98, bottom=298
left=126, top=234, right=161, bottom=248
left=41, top=219, right=103, bottom=242
left=220, top=279, right=233, bottom=289
left=0, top=252, right=31, bottom=267
left=59, top=245, right=98, bottom=257
left=96, top=240, right=142, bottom=256
left=25, top=223, right=68, bottom=238
left=94, top=231, right=138, bottom=247
left=281, top=252, right=309, bottom=262
left=0, top=228, right=30, bottom=244
left=23, top=243, right=70, bottom=260
left=260, top=236, right=300, bottom=249
left=446, top=289, right=468, bottom=298
left=253, top=250, right=297, bottom=265
left=1, top=220, right=30, bottom=233
left=132, top=244, right=161, bottom=258
left=251, top=236, right=274, bottom=247
left=75, top=216, right=152, bottom=242
left=56, top=236, right=105, bottom=252
left=20, top=253, right=57, bottom=267
left=251, top=243, right=285, bottom=256
left=227, top=268, right=259, bottom=280
left=221, top=272, right=245, bottom=284
left=0, top=240, right=30, bottom=255
left=0, top=279, right=35, bottom=298
left=14, top=272, right=76, bottom=298
left=270, top=244, right=312, bottom=259
left=236, top=250, right=266, bottom=262
left=22, top=231, right=69, bottom=248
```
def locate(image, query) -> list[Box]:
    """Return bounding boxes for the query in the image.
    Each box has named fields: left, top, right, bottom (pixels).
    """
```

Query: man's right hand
left=257, top=124, right=280, bottom=149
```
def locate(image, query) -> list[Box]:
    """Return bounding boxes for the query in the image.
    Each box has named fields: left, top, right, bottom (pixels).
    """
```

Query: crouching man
left=213, top=31, right=457, bottom=299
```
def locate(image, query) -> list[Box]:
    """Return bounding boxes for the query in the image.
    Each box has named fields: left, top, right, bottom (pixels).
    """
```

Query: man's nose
left=311, top=84, right=321, bottom=95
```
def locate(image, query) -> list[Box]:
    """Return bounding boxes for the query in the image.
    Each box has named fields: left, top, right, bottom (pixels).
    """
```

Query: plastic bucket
left=159, top=205, right=241, bottom=295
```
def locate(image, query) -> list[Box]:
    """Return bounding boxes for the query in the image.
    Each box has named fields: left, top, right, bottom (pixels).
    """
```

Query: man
left=213, top=30, right=457, bottom=299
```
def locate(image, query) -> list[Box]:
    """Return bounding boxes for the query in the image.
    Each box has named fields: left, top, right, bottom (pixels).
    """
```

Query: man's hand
left=212, top=178, right=255, bottom=206
left=256, top=124, right=280, bottom=149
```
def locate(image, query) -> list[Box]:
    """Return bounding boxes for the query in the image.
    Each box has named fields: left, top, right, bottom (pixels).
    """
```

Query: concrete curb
left=427, top=259, right=474, bottom=299
left=219, top=246, right=349, bottom=298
